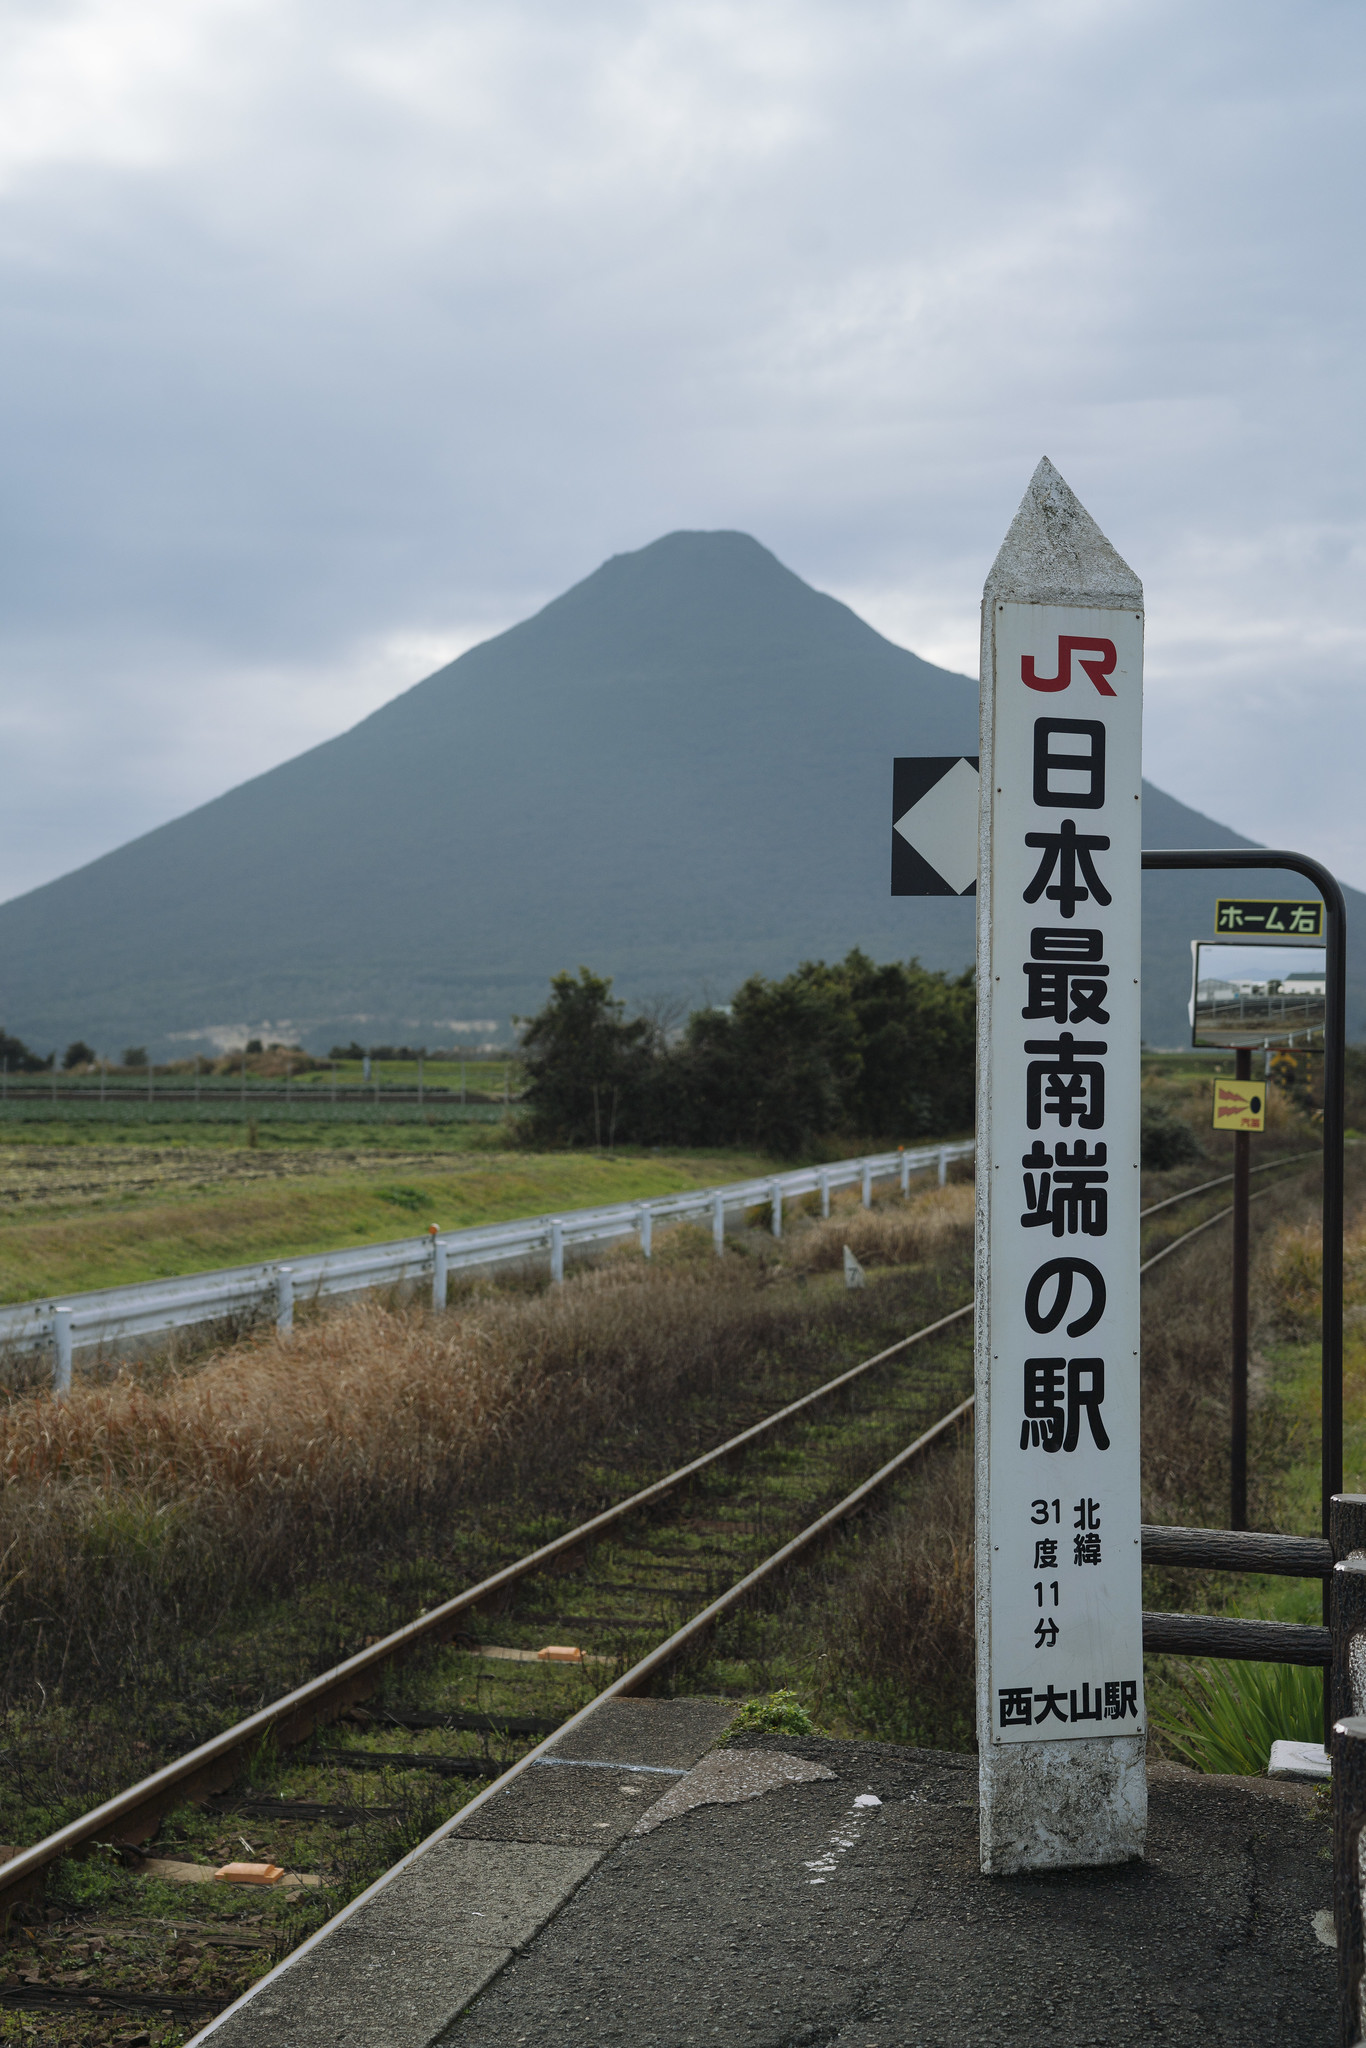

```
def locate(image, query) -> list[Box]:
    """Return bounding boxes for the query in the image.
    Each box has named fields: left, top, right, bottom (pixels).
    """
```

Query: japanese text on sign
left=1215, top=899, right=1322, bottom=938
left=981, top=610, right=1145, bottom=1747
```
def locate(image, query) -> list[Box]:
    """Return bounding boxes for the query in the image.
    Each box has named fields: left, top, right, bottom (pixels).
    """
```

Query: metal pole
left=819, top=1169, right=830, bottom=1219
left=276, top=1268, right=294, bottom=1333
left=1231, top=1046, right=1252, bottom=1531
left=1141, top=846, right=1346, bottom=1544
left=53, top=1307, right=73, bottom=1397
left=550, top=1218, right=564, bottom=1285
left=432, top=1233, right=447, bottom=1309
left=938, top=1145, right=948, bottom=1188
left=639, top=1205, right=652, bottom=1258
left=900, top=1148, right=909, bottom=1196
left=713, top=1191, right=725, bottom=1256
left=861, top=1160, right=872, bottom=1208
left=770, top=1182, right=782, bottom=1239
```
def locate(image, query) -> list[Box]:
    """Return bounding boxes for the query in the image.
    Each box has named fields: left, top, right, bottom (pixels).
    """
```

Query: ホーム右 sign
left=975, top=459, right=1147, bottom=1876
left=1215, top=899, right=1322, bottom=938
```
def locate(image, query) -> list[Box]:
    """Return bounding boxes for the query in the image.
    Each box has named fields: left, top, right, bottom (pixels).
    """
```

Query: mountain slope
left=0, top=530, right=1355, bottom=1055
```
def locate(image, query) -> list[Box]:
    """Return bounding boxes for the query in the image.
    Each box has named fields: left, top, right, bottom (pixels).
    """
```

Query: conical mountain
left=0, top=529, right=1357, bottom=1055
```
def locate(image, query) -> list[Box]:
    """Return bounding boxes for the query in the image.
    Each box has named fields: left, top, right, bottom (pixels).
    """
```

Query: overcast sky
left=0, top=0, right=1361, bottom=901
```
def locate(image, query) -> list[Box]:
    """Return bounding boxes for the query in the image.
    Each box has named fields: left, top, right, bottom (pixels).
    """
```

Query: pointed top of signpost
left=984, top=457, right=1142, bottom=610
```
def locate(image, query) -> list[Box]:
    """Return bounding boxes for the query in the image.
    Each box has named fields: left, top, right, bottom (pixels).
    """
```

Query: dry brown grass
left=1138, top=1153, right=1363, bottom=1533
left=812, top=1430, right=975, bottom=1748
left=788, top=1183, right=974, bottom=1276
left=1262, top=1205, right=1366, bottom=1340
left=0, top=1237, right=975, bottom=1710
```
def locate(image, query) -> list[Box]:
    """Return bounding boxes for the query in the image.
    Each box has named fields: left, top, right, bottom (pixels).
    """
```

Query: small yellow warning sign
left=1212, top=1080, right=1265, bottom=1132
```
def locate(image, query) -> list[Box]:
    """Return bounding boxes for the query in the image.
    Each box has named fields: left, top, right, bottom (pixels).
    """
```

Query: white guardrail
left=3, top=1141, right=975, bottom=1394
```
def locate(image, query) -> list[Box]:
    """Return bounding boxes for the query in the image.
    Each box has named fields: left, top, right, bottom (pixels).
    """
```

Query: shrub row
left=517, top=950, right=976, bottom=1155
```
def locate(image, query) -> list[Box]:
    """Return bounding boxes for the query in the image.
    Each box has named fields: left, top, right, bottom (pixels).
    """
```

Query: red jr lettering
left=1022, top=637, right=1118, bottom=697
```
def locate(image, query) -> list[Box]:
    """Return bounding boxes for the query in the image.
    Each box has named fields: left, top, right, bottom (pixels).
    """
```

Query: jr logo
left=1022, top=637, right=1117, bottom=696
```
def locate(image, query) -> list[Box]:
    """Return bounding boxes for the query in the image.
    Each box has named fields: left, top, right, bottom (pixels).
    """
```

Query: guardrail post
left=900, top=1148, right=909, bottom=1196
left=713, top=1191, right=725, bottom=1255
left=550, top=1218, right=564, bottom=1285
left=861, top=1161, right=872, bottom=1208
left=276, top=1267, right=294, bottom=1333
left=770, top=1182, right=782, bottom=1239
left=638, top=1205, right=652, bottom=1259
left=1335, top=1712, right=1366, bottom=2045
left=938, top=1145, right=948, bottom=1187
left=52, top=1307, right=73, bottom=1397
left=432, top=1235, right=447, bottom=1310
left=819, top=1169, right=830, bottom=1219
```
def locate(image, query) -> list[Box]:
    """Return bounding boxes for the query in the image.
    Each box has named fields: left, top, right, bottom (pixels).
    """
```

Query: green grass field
left=0, top=1130, right=782, bottom=1301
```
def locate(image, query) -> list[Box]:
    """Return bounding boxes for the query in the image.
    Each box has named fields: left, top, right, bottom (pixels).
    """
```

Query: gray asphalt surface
left=445, top=1737, right=1335, bottom=2047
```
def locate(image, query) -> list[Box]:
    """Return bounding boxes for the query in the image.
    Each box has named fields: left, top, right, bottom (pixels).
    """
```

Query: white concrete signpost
left=975, top=459, right=1147, bottom=1874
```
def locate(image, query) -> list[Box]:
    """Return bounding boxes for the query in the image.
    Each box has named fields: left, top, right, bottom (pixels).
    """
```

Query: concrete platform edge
left=185, top=1697, right=740, bottom=2048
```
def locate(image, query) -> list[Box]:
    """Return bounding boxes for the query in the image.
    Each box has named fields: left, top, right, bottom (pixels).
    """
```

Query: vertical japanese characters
left=982, top=613, right=1146, bottom=1747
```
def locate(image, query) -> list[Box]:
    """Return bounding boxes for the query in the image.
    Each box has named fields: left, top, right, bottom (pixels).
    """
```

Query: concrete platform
left=196, top=1705, right=1336, bottom=2048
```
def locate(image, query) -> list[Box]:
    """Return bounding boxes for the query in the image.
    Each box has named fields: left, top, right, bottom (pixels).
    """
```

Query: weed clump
left=729, top=1689, right=819, bottom=1737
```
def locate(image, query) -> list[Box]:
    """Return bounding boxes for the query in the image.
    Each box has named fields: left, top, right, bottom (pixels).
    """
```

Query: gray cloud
left=0, top=0, right=1361, bottom=895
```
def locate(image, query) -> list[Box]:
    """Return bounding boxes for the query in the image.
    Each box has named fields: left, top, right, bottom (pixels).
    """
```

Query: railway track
left=0, top=1144, right=1323, bottom=2041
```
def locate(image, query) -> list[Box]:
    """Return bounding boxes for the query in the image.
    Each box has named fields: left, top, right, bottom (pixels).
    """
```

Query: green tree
left=665, top=969, right=860, bottom=1154
left=0, top=1032, right=51, bottom=1073
left=834, top=951, right=976, bottom=1139
left=518, top=967, right=655, bottom=1148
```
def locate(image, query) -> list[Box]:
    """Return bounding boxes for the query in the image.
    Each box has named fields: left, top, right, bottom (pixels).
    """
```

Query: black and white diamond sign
left=891, top=756, right=980, bottom=896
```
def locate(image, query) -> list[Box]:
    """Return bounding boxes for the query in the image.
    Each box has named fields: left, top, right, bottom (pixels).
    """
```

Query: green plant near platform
left=1151, top=1658, right=1322, bottom=1774
left=729, top=1688, right=818, bottom=1737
